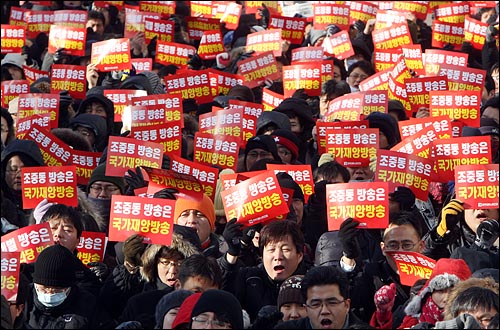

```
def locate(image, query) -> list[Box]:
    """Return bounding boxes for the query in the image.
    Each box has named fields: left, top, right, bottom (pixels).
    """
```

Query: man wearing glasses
left=87, top=162, right=125, bottom=200
left=275, top=266, right=369, bottom=329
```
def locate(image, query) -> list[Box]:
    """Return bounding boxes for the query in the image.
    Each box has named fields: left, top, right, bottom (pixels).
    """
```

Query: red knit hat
left=172, top=292, right=202, bottom=329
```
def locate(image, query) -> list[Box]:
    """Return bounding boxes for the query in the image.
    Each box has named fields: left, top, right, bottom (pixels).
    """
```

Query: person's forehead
left=48, top=217, right=75, bottom=227
left=383, top=223, right=419, bottom=240
left=92, top=180, right=118, bottom=187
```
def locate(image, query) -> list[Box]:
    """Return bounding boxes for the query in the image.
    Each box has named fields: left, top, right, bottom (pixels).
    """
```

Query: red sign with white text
left=1, top=80, right=29, bottom=108
left=455, top=164, right=499, bottom=209
left=50, top=64, right=86, bottom=99
left=246, top=29, right=283, bottom=57
left=76, top=231, right=107, bottom=267
left=0, top=251, right=21, bottom=302
left=48, top=25, right=86, bottom=56
left=238, top=51, right=280, bottom=89
left=324, top=128, right=378, bottom=167
left=170, top=154, right=219, bottom=201
left=0, top=222, right=53, bottom=264
left=91, top=38, right=131, bottom=72
left=387, top=251, right=436, bottom=287
left=193, top=132, right=240, bottom=171
left=266, top=164, right=314, bottom=204
left=1, top=25, right=26, bottom=53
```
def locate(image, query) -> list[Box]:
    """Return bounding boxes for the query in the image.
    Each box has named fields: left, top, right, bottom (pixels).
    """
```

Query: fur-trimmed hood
left=140, top=232, right=200, bottom=283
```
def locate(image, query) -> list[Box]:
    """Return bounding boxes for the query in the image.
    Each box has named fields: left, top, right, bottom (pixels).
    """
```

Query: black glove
left=486, top=24, right=499, bottom=42
left=161, top=154, right=171, bottom=170
left=241, top=225, right=259, bottom=248
left=339, top=218, right=361, bottom=259
left=124, top=167, right=147, bottom=195
left=251, top=306, right=283, bottom=329
left=113, top=265, right=142, bottom=292
left=88, top=261, right=109, bottom=282
left=222, top=218, right=243, bottom=256
left=187, top=53, right=204, bottom=70
left=53, top=47, right=71, bottom=64
left=474, top=219, right=499, bottom=250
left=153, top=187, right=179, bottom=200
left=122, top=234, right=146, bottom=267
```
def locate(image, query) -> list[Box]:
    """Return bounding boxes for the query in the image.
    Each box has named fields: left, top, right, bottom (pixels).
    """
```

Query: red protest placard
left=139, top=1, right=175, bottom=16
left=25, top=125, right=73, bottom=166
left=323, top=30, right=354, bottom=60
left=375, top=150, right=433, bottom=201
left=291, top=47, right=323, bottom=63
left=76, top=231, right=107, bottom=267
left=401, top=44, right=425, bottom=77
left=1, top=25, right=26, bottom=54
left=144, top=17, right=174, bottom=42
left=360, top=90, right=389, bottom=118
left=23, top=65, right=49, bottom=85
left=438, top=64, right=486, bottom=93
left=106, top=136, right=164, bottom=177
left=104, top=89, right=148, bottom=122
left=324, top=128, right=378, bottom=167
left=398, top=116, right=452, bottom=140
left=268, top=15, right=307, bottom=45
left=21, top=165, right=78, bottom=209
left=50, top=64, right=86, bottom=100
left=246, top=29, right=283, bottom=57
left=71, top=150, right=101, bottom=186
left=435, top=2, right=470, bottom=24
left=25, top=10, right=54, bottom=39
left=323, top=93, right=365, bottom=122
left=189, top=1, right=215, bottom=18
left=392, top=124, right=441, bottom=159
left=386, top=251, right=436, bottom=287
left=238, top=51, right=281, bottom=89
left=94, top=1, right=125, bottom=11
left=131, top=58, right=153, bottom=73
left=1, top=80, right=29, bottom=108
left=221, top=171, right=289, bottom=226
left=374, top=9, right=407, bottom=30
left=199, top=107, right=244, bottom=141
left=321, top=60, right=334, bottom=85
left=53, top=10, right=88, bottom=28
left=91, top=38, right=131, bottom=72
left=124, top=9, right=161, bottom=39
left=164, top=70, right=212, bottom=103
left=143, top=167, right=204, bottom=200
left=15, top=114, right=52, bottom=140
left=266, top=164, right=315, bottom=204
left=131, top=123, right=182, bottom=156
left=48, top=25, right=86, bottom=56
left=185, top=16, right=220, bottom=40
left=349, top=1, right=378, bottom=24
left=282, top=62, right=322, bottom=98
left=423, top=49, right=468, bottom=76
left=227, top=100, right=262, bottom=147
left=262, top=88, right=284, bottom=111
left=429, top=90, right=481, bottom=127
left=17, top=93, right=59, bottom=126
left=155, top=40, right=197, bottom=68
left=193, top=132, right=240, bottom=171
left=464, top=15, right=488, bottom=50
left=316, top=120, right=369, bottom=155
left=455, top=164, right=499, bottom=209
left=359, top=68, right=391, bottom=92
left=0, top=251, right=21, bottom=302
left=432, top=136, right=492, bottom=182
left=170, top=154, right=219, bottom=201
left=313, top=4, right=350, bottom=31
left=0, top=222, right=53, bottom=264
left=197, top=30, right=224, bottom=60
left=8, top=7, right=28, bottom=28
left=220, top=2, right=242, bottom=30
left=431, top=21, right=464, bottom=50
left=326, top=181, right=390, bottom=231
left=405, top=76, right=449, bottom=115
left=207, top=69, right=244, bottom=98
left=373, top=22, right=412, bottom=51
left=373, top=49, right=402, bottom=72
left=388, top=73, right=412, bottom=115
left=109, top=195, right=175, bottom=245
left=130, top=94, right=184, bottom=126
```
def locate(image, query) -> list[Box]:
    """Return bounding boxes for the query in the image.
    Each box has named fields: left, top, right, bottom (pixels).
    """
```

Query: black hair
left=332, top=57, right=348, bottom=81
left=321, top=79, right=351, bottom=101
left=40, top=204, right=84, bottom=238
left=88, top=10, right=106, bottom=24
left=259, top=220, right=305, bottom=256
left=485, top=73, right=495, bottom=94
left=177, top=254, right=222, bottom=289
left=314, top=160, right=351, bottom=183
left=384, top=211, right=423, bottom=240
left=346, top=60, right=375, bottom=77
left=450, top=286, right=499, bottom=318
left=300, top=266, right=350, bottom=300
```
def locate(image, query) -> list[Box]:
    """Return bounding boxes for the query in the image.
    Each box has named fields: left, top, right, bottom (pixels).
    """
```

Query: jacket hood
left=76, top=93, right=115, bottom=133
left=1, top=139, right=45, bottom=170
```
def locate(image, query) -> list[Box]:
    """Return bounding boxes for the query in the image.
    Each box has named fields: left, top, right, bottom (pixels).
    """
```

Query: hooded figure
left=155, top=289, right=193, bottom=329
left=243, top=135, right=282, bottom=172
left=69, top=113, right=109, bottom=152
left=75, top=93, right=116, bottom=136
left=256, top=111, right=291, bottom=135
left=120, top=71, right=165, bottom=95
left=365, top=111, right=401, bottom=149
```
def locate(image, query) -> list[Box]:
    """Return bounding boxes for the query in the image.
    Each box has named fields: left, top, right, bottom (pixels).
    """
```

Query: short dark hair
left=178, top=254, right=222, bottom=289
left=384, top=211, right=423, bottom=240
left=88, top=10, right=105, bottom=23
left=300, top=266, right=350, bottom=300
left=314, top=160, right=350, bottom=183
left=450, top=286, right=499, bottom=318
left=321, top=79, right=351, bottom=101
left=259, top=220, right=305, bottom=256
left=346, top=60, right=375, bottom=77
left=40, top=204, right=83, bottom=238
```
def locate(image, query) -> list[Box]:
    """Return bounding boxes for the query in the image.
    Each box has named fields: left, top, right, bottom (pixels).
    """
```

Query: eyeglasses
left=305, top=298, right=346, bottom=309
left=349, top=73, right=368, bottom=80
left=35, top=283, right=70, bottom=294
left=384, top=240, right=417, bottom=251
left=1, top=127, right=8, bottom=133
left=89, top=184, right=120, bottom=194
left=192, top=316, right=232, bottom=329
left=124, top=260, right=140, bottom=274
left=247, top=151, right=273, bottom=158
left=158, top=259, right=183, bottom=267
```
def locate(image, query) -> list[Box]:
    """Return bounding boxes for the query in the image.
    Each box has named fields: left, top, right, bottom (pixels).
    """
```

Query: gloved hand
left=369, top=155, right=377, bottom=173
left=88, top=261, right=109, bottom=283
left=486, top=24, right=499, bottom=42
left=122, top=234, right=146, bottom=267
left=33, top=198, right=56, bottom=224
left=436, top=199, right=464, bottom=237
left=318, top=152, right=334, bottom=167
left=251, top=306, right=283, bottom=329
left=241, top=226, right=258, bottom=248
left=187, top=53, right=204, bottom=70
left=222, top=218, right=244, bottom=256
left=474, top=219, right=499, bottom=250
left=374, top=283, right=397, bottom=323
left=53, top=47, right=70, bottom=64
left=216, top=52, right=230, bottom=69
left=153, top=187, right=179, bottom=200
left=339, top=218, right=361, bottom=259
left=124, top=167, right=147, bottom=195
left=113, top=264, right=142, bottom=291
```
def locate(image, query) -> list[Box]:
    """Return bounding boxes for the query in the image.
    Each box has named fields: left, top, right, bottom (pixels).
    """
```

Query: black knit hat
left=155, top=289, right=193, bottom=328
left=365, top=111, right=401, bottom=149
left=33, top=245, right=77, bottom=287
left=272, top=129, right=302, bottom=161
left=87, top=163, right=125, bottom=194
left=277, top=275, right=305, bottom=309
left=191, top=289, right=243, bottom=329
left=273, top=98, right=316, bottom=130
left=244, top=135, right=282, bottom=165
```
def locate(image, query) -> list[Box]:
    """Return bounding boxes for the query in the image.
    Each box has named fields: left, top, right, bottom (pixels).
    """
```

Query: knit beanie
left=140, top=71, right=165, bottom=95
left=214, top=168, right=235, bottom=216
left=404, top=258, right=472, bottom=317
left=365, top=111, right=401, bottom=148
left=227, top=85, right=255, bottom=103
left=87, top=163, right=126, bottom=194
left=33, top=245, right=77, bottom=287
left=190, top=289, right=244, bottom=329
left=173, top=194, right=216, bottom=230
left=155, top=289, right=193, bottom=329
left=309, top=29, right=327, bottom=46
left=273, top=98, right=316, bottom=129
left=272, top=129, right=301, bottom=161
left=388, top=99, right=407, bottom=120
left=172, top=292, right=202, bottom=329
left=244, top=135, right=281, bottom=164
left=276, top=172, right=304, bottom=203
left=277, top=275, right=305, bottom=309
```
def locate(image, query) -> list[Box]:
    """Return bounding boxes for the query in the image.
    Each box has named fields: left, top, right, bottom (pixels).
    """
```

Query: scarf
left=419, top=295, right=443, bottom=325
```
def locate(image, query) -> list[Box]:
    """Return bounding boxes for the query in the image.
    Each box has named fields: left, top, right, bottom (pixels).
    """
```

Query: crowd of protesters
left=1, top=1, right=499, bottom=329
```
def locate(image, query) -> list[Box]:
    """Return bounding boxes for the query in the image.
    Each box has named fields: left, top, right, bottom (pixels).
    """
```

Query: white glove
left=33, top=199, right=56, bottom=224
left=216, top=52, right=230, bottom=69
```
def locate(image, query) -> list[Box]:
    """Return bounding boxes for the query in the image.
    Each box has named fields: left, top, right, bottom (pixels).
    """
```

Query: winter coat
left=274, top=312, right=370, bottom=329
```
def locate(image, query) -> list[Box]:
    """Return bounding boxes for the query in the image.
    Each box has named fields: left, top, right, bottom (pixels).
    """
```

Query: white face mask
left=35, top=286, right=70, bottom=308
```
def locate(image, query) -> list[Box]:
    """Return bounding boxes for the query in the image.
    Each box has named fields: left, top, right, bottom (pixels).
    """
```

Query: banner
left=387, top=251, right=436, bottom=287
left=455, top=164, right=499, bottom=209
left=76, top=231, right=107, bottom=266
left=1, top=25, right=26, bottom=53
left=0, top=222, right=53, bottom=264
left=0, top=251, right=21, bottom=302
left=91, top=38, right=131, bottom=72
